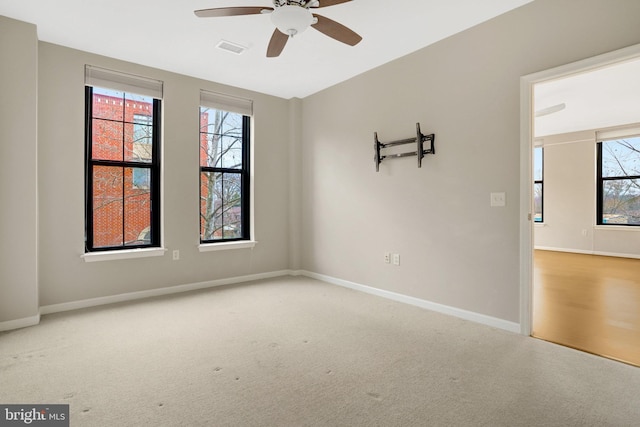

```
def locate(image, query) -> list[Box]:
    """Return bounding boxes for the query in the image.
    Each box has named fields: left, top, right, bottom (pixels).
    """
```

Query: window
left=597, top=136, right=640, bottom=226
left=85, top=66, right=163, bottom=251
left=199, top=91, right=252, bottom=243
left=533, top=146, right=544, bottom=222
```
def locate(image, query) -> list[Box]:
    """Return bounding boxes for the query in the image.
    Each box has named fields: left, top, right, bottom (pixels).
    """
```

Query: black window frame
left=84, top=85, right=162, bottom=252
left=597, top=138, right=640, bottom=226
left=199, top=111, right=251, bottom=244
left=534, top=146, right=544, bottom=223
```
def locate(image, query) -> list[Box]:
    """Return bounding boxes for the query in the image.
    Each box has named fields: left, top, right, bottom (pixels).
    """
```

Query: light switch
left=490, top=192, right=506, bottom=207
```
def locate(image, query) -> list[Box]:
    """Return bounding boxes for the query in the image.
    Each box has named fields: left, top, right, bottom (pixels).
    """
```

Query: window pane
left=124, top=94, right=153, bottom=163
left=124, top=167, right=151, bottom=246
left=534, top=147, right=543, bottom=181
left=132, top=114, right=153, bottom=143
left=131, top=167, right=150, bottom=190
left=200, top=132, right=217, bottom=168
left=200, top=172, right=221, bottom=240
left=199, top=108, right=210, bottom=167
left=93, top=166, right=124, bottom=248
left=125, top=113, right=153, bottom=163
left=534, top=183, right=543, bottom=222
left=200, top=108, right=243, bottom=136
left=126, top=117, right=153, bottom=163
left=92, top=119, right=123, bottom=161
left=602, top=179, right=640, bottom=225
left=222, top=173, right=242, bottom=239
left=124, top=92, right=154, bottom=117
left=601, top=137, right=640, bottom=178
left=200, top=172, right=243, bottom=240
left=220, top=135, right=243, bottom=169
left=92, top=88, right=124, bottom=121
left=199, top=108, right=243, bottom=168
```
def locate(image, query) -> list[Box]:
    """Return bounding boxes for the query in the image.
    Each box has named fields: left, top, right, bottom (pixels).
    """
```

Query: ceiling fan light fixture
left=271, top=5, right=314, bottom=37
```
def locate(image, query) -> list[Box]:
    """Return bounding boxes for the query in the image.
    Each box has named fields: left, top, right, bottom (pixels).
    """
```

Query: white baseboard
left=535, top=246, right=593, bottom=255
left=535, top=246, right=640, bottom=259
left=594, top=250, right=640, bottom=259
left=9, top=268, right=520, bottom=336
left=0, top=314, right=40, bottom=332
left=297, top=270, right=521, bottom=334
left=40, top=270, right=292, bottom=315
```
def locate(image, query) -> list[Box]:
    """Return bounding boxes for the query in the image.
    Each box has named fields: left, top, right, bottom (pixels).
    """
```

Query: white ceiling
left=0, top=0, right=532, bottom=99
left=534, top=57, right=640, bottom=137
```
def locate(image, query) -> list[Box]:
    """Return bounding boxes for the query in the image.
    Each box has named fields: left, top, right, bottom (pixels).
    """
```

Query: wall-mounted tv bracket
left=374, top=123, right=435, bottom=172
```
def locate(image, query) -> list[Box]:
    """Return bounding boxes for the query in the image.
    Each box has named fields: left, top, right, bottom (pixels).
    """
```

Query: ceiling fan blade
left=194, top=7, right=273, bottom=18
left=267, top=29, right=289, bottom=58
left=535, top=103, right=566, bottom=117
left=311, top=14, right=362, bottom=46
left=311, top=0, right=353, bottom=8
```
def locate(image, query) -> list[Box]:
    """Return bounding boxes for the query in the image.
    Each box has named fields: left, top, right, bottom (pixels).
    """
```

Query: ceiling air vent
left=216, top=40, right=247, bottom=55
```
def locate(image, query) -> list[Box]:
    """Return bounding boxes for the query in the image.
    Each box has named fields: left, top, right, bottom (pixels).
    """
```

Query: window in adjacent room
left=533, top=146, right=544, bottom=222
left=84, top=66, right=163, bottom=251
left=199, top=91, right=252, bottom=243
left=597, top=134, right=640, bottom=226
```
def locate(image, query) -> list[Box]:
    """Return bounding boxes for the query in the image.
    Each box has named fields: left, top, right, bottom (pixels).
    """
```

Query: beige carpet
left=1, top=276, right=639, bottom=426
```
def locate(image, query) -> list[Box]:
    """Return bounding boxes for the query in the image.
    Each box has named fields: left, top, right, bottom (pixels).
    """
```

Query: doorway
left=519, top=44, right=640, bottom=365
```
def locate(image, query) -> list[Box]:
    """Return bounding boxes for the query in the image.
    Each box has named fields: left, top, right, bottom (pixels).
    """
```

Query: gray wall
left=0, top=17, right=39, bottom=326
left=36, top=43, right=291, bottom=306
left=300, top=0, right=640, bottom=323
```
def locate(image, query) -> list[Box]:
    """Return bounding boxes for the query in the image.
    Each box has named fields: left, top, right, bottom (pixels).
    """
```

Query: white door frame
left=519, top=43, right=640, bottom=336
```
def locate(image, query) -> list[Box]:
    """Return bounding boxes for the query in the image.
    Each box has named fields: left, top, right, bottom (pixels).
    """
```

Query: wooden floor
left=533, top=250, right=640, bottom=366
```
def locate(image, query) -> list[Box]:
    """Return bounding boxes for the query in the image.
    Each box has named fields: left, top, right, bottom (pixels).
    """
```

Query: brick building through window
left=86, top=82, right=160, bottom=251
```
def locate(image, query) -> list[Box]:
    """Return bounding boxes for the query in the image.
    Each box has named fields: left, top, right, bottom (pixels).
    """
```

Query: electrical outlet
left=172, top=250, right=180, bottom=260
left=384, top=252, right=391, bottom=264
left=392, top=253, right=400, bottom=266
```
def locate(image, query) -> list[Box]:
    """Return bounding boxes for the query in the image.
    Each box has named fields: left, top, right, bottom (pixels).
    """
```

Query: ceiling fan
left=195, top=0, right=362, bottom=57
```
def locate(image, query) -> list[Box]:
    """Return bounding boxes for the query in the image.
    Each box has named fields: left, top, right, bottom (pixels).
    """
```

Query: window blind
left=596, top=124, right=640, bottom=141
left=85, top=65, right=163, bottom=99
left=200, top=90, right=253, bottom=116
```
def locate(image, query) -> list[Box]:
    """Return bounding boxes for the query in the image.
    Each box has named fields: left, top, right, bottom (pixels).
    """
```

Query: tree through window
left=597, top=136, right=640, bottom=226
left=199, top=94, right=251, bottom=243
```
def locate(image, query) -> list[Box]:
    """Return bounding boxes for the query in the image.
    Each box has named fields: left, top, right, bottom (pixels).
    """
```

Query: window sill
left=534, top=222, right=546, bottom=227
left=199, top=241, right=257, bottom=252
left=81, top=247, right=167, bottom=263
